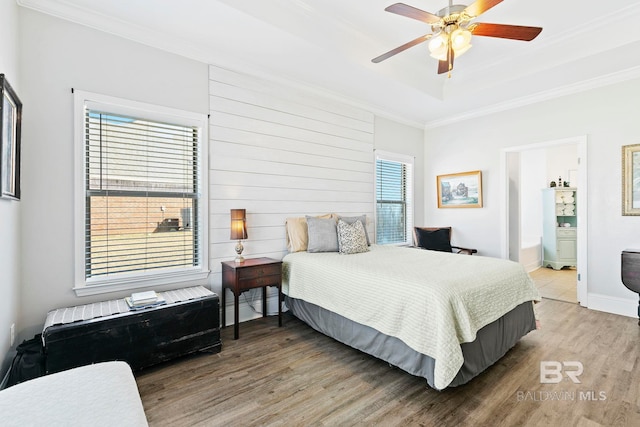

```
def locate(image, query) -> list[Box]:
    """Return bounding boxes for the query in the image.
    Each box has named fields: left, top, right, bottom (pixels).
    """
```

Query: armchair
left=413, top=227, right=477, bottom=255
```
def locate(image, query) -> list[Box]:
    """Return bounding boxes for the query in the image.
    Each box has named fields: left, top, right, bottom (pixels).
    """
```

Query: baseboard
left=587, top=293, right=637, bottom=319
left=524, top=261, right=542, bottom=273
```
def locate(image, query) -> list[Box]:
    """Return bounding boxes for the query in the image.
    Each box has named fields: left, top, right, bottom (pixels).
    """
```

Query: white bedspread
left=282, top=245, right=540, bottom=389
left=0, top=361, right=148, bottom=426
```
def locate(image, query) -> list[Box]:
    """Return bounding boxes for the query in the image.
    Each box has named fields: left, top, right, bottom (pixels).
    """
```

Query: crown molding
left=18, top=0, right=640, bottom=131
left=425, top=65, right=640, bottom=129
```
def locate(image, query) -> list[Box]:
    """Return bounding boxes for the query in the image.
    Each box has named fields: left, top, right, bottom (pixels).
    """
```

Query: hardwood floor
left=136, top=299, right=640, bottom=426
left=530, top=267, right=578, bottom=304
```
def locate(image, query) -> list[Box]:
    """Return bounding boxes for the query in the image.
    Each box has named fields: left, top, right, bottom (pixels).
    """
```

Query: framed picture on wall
left=622, top=144, right=640, bottom=215
left=0, top=74, right=22, bottom=200
left=437, top=170, right=483, bottom=208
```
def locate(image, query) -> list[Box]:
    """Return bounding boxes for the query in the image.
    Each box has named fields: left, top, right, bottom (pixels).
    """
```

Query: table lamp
left=230, top=209, right=248, bottom=263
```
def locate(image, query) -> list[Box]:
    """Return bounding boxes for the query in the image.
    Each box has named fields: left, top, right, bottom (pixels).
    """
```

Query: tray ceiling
left=17, top=0, right=640, bottom=126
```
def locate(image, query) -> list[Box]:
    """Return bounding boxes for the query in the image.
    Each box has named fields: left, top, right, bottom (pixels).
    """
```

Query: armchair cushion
left=414, top=227, right=453, bottom=252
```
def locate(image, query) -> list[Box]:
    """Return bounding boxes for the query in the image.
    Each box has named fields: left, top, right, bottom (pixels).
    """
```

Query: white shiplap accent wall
left=208, top=65, right=374, bottom=318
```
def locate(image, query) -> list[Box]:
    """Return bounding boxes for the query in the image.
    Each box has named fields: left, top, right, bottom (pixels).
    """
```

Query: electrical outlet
left=10, top=323, right=15, bottom=347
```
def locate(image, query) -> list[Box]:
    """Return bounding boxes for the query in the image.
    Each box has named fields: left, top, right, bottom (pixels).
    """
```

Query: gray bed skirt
left=285, top=296, right=536, bottom=390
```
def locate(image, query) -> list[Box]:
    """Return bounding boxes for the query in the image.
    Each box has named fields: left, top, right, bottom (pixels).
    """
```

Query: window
left=375, top=151, right=414, bottom=245
left=74, top=91, right=208, bottom=295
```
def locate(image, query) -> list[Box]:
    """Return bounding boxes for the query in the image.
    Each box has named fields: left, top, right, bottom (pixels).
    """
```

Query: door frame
left=500, top=136, right=588, bottom=306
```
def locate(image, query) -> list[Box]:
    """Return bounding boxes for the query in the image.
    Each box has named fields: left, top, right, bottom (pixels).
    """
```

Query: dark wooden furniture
left=221, top=257, right=283, bottom=339
left=622, top=249, right=640, bottom=325
left=43, top=291, right=221, bottom=374
left=413, top=226, right=477, bottom=255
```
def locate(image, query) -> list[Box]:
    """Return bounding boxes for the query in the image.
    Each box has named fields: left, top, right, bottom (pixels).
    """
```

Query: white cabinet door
left=557, top=238, right=577, bottom=262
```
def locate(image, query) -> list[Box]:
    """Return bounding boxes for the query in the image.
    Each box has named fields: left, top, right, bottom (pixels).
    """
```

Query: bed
left=282, top=244, right=540, bottom=390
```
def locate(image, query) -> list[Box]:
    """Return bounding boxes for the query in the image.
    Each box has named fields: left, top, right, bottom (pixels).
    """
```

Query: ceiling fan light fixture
left=373, top=2, right=543, bottom=75
left=428, top=34, right=447, bottom=59
left=428, top=28, right=472, bottom=61
left=451, top=28, right=472, bottom=50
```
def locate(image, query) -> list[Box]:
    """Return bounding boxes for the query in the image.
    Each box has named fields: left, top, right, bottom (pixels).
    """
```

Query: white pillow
left=285, top=213, right=335, bottom=252
left=306, top=216, right=339, bottom=253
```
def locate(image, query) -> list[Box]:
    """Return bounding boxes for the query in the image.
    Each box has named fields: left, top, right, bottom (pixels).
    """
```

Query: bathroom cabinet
left=542, top=188, right=577, bottom=270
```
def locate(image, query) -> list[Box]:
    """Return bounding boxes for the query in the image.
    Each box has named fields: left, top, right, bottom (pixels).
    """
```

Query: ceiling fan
left=372, top=0, right=542, bottom=76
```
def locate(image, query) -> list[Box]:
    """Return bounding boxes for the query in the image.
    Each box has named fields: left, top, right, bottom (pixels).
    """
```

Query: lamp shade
left=230, top=209, right=248, bottom=240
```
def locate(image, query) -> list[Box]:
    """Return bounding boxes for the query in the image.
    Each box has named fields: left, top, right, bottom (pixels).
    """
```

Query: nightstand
left=221, top=257, right=283, bottom=339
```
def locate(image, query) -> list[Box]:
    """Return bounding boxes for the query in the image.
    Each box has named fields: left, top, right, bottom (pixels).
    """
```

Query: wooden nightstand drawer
left=239, top=274, right=281, bottom=290
left=237, top=264, right=281, bottom=279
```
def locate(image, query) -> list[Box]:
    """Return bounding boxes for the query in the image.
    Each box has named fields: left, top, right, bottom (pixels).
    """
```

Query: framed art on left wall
left=0, top=74, right=22, bottom=200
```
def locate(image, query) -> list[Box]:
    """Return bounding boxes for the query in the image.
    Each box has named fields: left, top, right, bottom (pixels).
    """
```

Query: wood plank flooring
left=530, top=267, right=578, bottom=304
left=136, top=299, right=640, bottom=426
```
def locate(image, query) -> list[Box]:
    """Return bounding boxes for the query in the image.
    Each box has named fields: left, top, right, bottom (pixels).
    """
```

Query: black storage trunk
left=43, top=294, right=221, bottom=374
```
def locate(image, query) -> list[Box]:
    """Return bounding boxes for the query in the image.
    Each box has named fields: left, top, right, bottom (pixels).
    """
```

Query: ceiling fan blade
left=371, top=34, right=431, bottom=63
left=471, top=22, right=542, bottom=41
left=437, top=42, right=454, bottom=75
left=385, top=3, right=440, bottom=24
left=464, top=0, right=504, bottom=18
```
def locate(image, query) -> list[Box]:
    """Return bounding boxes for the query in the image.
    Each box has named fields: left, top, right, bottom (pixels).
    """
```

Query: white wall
left=0, top=0, right=21, bottom=380
left=546, top=144, right=579, bottom=187
left=425, top=77, right=640, bottom=316
left=520, top=148, right=546, bottom=243
left=519, top=144, right=577, bottom=246
left=15, top=9, right=425, bottom=336
left=207, top=67, right=424, bottom=322
left=208, top=65, right=375, bottom=320
left=17, top=8, right=209, bottom=336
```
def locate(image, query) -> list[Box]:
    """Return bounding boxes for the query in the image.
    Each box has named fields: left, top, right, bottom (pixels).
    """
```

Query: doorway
left=500, top=136, right=588, bottom=306
left=529, top=266, right=578, bottom=303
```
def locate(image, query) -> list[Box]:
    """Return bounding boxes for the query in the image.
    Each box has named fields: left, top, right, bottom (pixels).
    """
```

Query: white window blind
left=73, top=91, right=208, bottom=295
left=375, top=152, right=414, bottom=245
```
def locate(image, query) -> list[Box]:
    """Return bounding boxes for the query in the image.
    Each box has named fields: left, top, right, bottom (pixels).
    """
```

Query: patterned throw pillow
left=337, top=219, right=369, bottom=255
left=338, top=214, right=370, bottom=245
